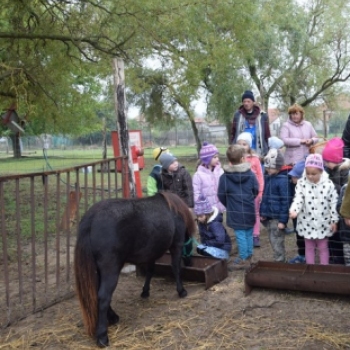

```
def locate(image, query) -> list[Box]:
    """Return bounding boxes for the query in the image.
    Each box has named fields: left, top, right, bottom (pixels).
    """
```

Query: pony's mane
left=159, top=192, right=195, bottom=236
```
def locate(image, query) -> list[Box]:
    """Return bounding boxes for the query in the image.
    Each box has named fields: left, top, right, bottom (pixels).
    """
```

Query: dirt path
left=1, top=229, right=350, bottom=349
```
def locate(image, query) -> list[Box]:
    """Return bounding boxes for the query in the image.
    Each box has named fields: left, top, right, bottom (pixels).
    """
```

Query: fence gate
left=0, top=157, right=126, bottom=328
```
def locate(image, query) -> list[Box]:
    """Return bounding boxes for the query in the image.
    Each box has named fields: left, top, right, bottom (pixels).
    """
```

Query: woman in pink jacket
left=280, top=104, right=318, bottom=165
left=192, top=142, right=225, bottom=213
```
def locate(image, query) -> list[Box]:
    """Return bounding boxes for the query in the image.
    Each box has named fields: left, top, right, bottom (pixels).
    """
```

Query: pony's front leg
left=170, top=249, right=187, bottom=298
left=141, top=262, right=155, bottom=298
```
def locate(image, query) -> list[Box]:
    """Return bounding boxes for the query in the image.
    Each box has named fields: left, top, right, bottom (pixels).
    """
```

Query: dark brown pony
left=74, top=192, right=195, bottom=347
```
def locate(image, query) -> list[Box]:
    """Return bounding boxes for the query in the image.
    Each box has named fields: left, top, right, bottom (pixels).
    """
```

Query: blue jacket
left=197, top=209, right=232, bottom=252
left=218, top=162, right=259, bottom=230
left=260, top=167, right=293, bottom=224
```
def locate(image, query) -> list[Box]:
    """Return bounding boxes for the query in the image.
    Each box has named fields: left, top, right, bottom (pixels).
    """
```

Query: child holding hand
left=289, top=154, right=339, bottom=265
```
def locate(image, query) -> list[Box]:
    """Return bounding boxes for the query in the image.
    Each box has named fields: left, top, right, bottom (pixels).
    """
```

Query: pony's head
left=159, top=191, right=195, bottom=267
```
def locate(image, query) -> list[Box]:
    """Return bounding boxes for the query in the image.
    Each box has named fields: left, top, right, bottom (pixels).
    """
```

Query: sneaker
left=253, top=236, right=260, bottom=247
left=228, top=257, right=246, bottom=271
left=288, top=255, right=306, bottom=264
left=232, top=257, right=244, bottom=265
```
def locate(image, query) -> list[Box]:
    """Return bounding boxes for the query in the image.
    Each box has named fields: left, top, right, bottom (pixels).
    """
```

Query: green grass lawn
left=0, top=145, right=230, bottom=187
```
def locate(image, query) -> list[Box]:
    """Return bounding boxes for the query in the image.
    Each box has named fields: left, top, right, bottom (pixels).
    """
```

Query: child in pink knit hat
left=289, top=153, right=339, bottom=265
left=322, top=137, right=350, bottom=264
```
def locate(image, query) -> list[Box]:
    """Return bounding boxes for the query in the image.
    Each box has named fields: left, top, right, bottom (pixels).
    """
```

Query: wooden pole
left=112, top=58, right=136, bottom=198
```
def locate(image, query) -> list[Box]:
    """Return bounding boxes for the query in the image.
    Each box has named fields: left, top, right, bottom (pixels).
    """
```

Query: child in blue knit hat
left=194, top=194, right=232, bottom=260
left=288, top=160, right=306, bottom=264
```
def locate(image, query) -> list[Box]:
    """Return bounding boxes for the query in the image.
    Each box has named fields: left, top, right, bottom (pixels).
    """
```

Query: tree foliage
left=2, top=0, right=350, bottom=152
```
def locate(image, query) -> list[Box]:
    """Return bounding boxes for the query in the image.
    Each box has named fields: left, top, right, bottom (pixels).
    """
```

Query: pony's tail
left=74, top=220, right=98, bottom=338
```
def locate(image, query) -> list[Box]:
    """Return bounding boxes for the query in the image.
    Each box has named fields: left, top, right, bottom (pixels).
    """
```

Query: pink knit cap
left=322, top=137, right=344, bottom=164
left=305, top=153, right=324, bottom=170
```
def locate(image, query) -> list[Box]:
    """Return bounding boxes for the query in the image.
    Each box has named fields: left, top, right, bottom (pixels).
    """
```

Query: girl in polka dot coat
left=289, top=154, right=339, bottom=265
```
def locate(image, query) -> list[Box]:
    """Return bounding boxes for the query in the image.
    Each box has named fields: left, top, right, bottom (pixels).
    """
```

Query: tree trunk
left=112, top=58, right=136, bottom=198
left=10, top=133, right=21, bottom=158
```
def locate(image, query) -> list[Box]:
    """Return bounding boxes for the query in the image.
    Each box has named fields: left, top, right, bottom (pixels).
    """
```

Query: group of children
left=146, top=134, right=350, bottom=268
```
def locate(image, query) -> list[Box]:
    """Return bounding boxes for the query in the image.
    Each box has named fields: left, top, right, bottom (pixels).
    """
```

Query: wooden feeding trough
left=136, top=253, right=228, bottom=289
left=245, top=261, right=350, bottom=296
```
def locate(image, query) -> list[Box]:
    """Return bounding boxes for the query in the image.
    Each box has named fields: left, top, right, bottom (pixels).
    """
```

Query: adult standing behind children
left=260, top=149, right=293, bottom=262
left=194, top=194, right=232, bottom=260
left=279, top=103, right=318, bottom=165
left=236, top=132, right=264, bottom=247
left=289, top=154, right=339, bottom=265
left=159, top=152, right=194, bottom=208
left=230, top=90, right=271, bottom=157
left=192, top=142, right=225, bottom=213
left=218, top=144, right=259, bottom=268
left=341, top=112, right=350, bottom=158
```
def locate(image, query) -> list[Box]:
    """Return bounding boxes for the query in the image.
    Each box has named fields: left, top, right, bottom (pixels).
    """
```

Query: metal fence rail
left=0, top=157, right=126, bottom=328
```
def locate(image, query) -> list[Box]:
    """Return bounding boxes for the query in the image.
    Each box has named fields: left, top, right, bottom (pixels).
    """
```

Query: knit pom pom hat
left=237, top=132, right=253, bottom=148
left=199, top=142, right=219, bottom=166
left=322, top=137, right=344, bottom=164
left=305, top=153, right=324, bottom=170
left=242, top=90, right=255, bottom=102
left=194, top=194, right=213, bottom=215
left=268, top=136, right=284, bottom=149
left=264, top=148, right=285, bottom=169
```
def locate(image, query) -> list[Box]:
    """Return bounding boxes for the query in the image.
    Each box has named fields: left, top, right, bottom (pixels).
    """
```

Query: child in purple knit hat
left=194, top=194, right=232, bottom=260
left=192, top=141, right=225, bottom=213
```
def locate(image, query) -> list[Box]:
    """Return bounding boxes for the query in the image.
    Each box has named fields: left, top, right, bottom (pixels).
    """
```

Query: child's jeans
left=253, top=196, right=261, bottom=237
left=234, top=228, right=253, bottom=260
left=196, top=244, right=230, bottom=260
left=343, top=242, right=350, bottom=266
left=305, top=238, right=329, bottom=265
left=265, top=219, right=285, bottom=262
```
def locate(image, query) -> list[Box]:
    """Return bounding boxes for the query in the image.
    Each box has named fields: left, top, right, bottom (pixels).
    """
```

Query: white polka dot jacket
left=289, top=171, right=339, bottom=239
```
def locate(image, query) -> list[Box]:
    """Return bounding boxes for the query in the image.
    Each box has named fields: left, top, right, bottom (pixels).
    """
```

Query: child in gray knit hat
left=158, top=152, right=194, bottom=208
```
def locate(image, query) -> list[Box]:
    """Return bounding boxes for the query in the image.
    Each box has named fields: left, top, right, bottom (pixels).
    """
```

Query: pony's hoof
left=97, top=337, right=109, bottom=348
left=141, top=290, right=150, bottom=298
left=179, top=289, right=187, bottom=298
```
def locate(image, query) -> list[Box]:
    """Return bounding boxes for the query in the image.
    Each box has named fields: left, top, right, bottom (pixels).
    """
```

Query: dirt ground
left=1, top=226, right=350, bottom=350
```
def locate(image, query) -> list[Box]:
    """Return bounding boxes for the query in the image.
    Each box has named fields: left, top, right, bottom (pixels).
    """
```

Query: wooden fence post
left=112, top=58, right=136, bottom=198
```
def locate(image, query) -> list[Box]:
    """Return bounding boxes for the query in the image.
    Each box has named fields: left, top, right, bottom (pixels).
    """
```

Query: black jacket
left=342, top=114, right=350, bottom=158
